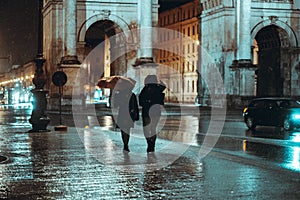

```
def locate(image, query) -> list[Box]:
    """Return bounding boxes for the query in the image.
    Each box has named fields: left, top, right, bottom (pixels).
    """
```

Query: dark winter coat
left=113, top=90, right=139, bottom=129
left=139, top=83, right=165, bottom=117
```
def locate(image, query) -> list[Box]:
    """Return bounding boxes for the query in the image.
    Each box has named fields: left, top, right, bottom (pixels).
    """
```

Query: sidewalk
left=0, top=125, right=299, bottom=199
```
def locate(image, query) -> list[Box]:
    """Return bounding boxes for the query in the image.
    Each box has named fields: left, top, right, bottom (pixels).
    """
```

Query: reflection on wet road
left=1, top=106, right=300, bottom=174
left=78, top=108, right=300, bottom=173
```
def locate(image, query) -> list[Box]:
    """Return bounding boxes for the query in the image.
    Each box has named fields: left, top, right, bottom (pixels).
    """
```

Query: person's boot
left=122, top=131, right=130, bottom=152
left=146, top=137, right=155, bottom=153
left=123, top=144, right=130, bottom=152
left=146, top=138, right=152, bottom=153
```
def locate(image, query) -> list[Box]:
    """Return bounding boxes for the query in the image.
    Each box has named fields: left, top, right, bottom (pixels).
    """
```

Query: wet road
left=3, top=104, right=300, bottom=173
left=0, top=105, right=299, bottom=199
left=66, top=104, right=300, bottom=174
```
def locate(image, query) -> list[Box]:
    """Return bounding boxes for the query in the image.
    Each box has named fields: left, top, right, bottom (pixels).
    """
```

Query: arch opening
left=83, top=20, right=126, bottom=103
left=254, top=25, right=290, bottom=97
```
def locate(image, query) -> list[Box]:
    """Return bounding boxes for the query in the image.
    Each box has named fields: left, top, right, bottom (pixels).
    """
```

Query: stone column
left=135, top=0, right=157, bottom=92
left=61, top=0, right=79, bottom=64
left=57, top=0, right=81, bottom=108
left=139, top=0, right=153, bottom=61
left=295, top=0, right=300, bottom=9
left=237, top=0, right=251, bottom=61
left=230, top=0, right=256, bottom=102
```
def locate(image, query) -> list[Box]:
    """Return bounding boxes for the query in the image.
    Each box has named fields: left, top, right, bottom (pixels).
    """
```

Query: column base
left=134, top=58, right=158, bottom=92
left=230, top=59, right=254, bottom=68
left=230, top=59, right=257, bottom=97
left=28, top=117, right=51, bottom=133
left=28, top=89, right=50, bottom=132
left=133, top=57, right=154, bottom=66
left=60, top=55, right=81, bottom=65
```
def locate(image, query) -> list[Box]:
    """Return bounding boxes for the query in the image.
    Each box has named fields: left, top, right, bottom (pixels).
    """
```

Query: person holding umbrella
left=98, top=76, right=139, bottom=152
left=139, top=75, right=166, bottom=153
left=109, top=77, right=139, bottom=152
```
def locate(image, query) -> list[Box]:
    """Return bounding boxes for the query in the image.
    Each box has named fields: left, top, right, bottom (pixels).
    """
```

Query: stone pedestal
left=134, top=61, right=158, bottom=92
left=49, top=62, right=82, bottom=111
left=230, top=59, right=257, bottom=105
left=58, top=63, right=81, bottom=105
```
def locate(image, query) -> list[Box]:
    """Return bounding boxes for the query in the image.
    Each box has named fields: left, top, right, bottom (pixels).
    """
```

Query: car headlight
left=292, top=114, right=300, bottom=120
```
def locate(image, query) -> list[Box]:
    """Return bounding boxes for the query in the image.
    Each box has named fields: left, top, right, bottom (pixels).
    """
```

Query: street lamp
left=28, top=0, right=50, bottom=132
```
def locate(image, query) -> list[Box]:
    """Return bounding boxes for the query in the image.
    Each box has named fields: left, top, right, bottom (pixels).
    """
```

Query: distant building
left=158, top=0, right=201, bottom=103
left=0, top=62, right=35, bottom=105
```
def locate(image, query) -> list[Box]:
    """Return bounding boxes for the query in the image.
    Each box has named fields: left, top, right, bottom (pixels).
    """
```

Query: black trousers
left=142, top=115, right=160, bottom=152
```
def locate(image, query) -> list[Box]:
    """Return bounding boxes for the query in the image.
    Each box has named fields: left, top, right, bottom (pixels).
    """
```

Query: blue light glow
left=292, top=114, right=300, bottom=120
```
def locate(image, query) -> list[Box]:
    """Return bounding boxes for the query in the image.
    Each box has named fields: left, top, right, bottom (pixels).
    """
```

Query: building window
left=192, top=80, right=195, bottom=92
left=192, top=61, right=195, bottom=72
left=172, top=46, right=175, bottom=56
left=192, top=26, right=195, bottom=35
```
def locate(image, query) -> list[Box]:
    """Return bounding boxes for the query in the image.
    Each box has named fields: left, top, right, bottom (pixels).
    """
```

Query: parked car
left=242, top=97, right=300, bottom=131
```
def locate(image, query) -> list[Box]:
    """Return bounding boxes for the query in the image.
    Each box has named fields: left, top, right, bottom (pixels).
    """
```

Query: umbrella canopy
left=97, top=77, right=108, bottom=88
left=97, top=75, right=136, bottom=90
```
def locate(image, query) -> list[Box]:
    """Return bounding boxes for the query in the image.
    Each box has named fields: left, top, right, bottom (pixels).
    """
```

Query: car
left=242, top=97, right=300, bottom=131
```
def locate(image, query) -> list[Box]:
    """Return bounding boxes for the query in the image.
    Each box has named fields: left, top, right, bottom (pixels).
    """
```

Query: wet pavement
left=0, top=105, right=299, bottom=199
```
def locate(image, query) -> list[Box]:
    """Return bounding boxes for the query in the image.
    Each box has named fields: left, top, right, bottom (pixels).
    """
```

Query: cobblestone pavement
left=0, top=123, right=299, bottom=200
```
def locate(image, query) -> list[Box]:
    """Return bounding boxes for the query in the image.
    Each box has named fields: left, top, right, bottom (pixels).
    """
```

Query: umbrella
left=97, top=77, right=108, bottom=88
left=97, top=75, right=136, bottom=90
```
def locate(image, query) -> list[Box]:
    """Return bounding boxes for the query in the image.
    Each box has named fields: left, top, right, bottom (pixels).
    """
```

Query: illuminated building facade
left=158, top=0, right=201, bottom=103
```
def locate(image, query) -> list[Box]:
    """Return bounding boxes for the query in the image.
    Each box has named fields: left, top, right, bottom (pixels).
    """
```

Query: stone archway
left=82, top=19, right=128, bottom=101
left=254, top=25, right=291, bottom=97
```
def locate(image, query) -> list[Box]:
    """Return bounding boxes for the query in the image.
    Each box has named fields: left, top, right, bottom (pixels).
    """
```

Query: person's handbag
left=129, top=93, right=139, bottom=121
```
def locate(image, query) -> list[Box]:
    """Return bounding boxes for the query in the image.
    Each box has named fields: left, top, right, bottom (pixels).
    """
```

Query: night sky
left=159, top=0, right=193, bottom=11
left=0, top=0, right=191, bottom=73
left=0, top=0, right=38, bottom=72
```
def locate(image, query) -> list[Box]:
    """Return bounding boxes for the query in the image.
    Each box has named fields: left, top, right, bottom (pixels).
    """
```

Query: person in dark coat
left=139, top=75, right=166, bottom=153
left=112, top=88, right=139, bottom=152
